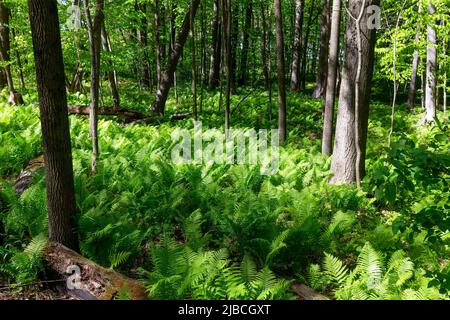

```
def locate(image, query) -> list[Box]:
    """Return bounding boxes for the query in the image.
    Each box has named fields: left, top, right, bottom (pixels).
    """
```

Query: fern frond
left=323, top=253, right=348, bottom=285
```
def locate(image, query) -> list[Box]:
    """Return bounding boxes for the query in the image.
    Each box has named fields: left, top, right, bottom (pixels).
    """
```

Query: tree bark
left=290, top=0, right=304, bottom=92
left=138, top=3, right=152, bottom=89
left=83, top=0, right=104, bottom=173
left=422, top=0, right=436, bottom=124
left=153, top=0, right=163, bottom=88
left=274, top=0, right=287, bottom=144
left=101, top=21, right=120, bottom=109
left=190, top=0, right=198, bottom=122
left=28, top=0, right=79, bottom=250
left=238, top=0, right=252, bottom=86
left=321, top=0, right=341, bottom=156
left=0, top=0, right=22, bottom=104
left=312, top=0, right=331, bottom=98
left=260, top=2, right=270, bottom=89
left=407, top=31, right=420, bottom=111
left=222, top=0, right=231, bottom=136
left=208, top=0, right=221, bottom=89
left=300, top=3, right=316, bottom=91
left=151, top=0, right=201, bottom=115
left=330, top=0, right=378, bottom=185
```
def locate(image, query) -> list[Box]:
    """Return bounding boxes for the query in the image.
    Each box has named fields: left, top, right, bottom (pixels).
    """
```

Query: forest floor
left=1, top=84, right=449, bottom=300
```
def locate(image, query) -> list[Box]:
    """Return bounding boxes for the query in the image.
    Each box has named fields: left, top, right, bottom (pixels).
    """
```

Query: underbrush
left=0, top=88, right=448, bottom=299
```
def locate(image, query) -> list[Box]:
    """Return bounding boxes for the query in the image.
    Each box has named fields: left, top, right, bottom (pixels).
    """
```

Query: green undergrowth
left=0, top=87, right=448, bottom=299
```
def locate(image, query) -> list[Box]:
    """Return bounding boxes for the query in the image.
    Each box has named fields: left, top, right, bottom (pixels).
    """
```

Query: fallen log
left=68, top=105, right=150, bottom=122
left=291, top=283, right=329, bottom=300
left=13, top=155, right=45, bottom=196
left=44, top=241, right=148, bottom=300
left=67, top=105, right=192, bottom=124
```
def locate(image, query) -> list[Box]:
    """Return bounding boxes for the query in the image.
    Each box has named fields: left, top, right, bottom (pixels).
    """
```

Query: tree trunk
left=28, top=0, right=79, bottom=250
left=312, top=0, right=331, bottom=98
left=321, top=0, right=341, bottom=156
left=190, top=0, right=198, bottom=122
left=138, top=3, right=152, bottom=89
left=300, top=3, right=316, bottom=91
left=153, top=0, right=163, bottom=88
left=101, top=21, right=120, bottom=109
left=274, top=0, right=287, bottom=144
left=238, top=0, right=252, bottom=86
left=222, top=0, right=231, bottom=136
left=330, top=0, right=378, bottom=185
left=151, top=0, right=201, bottom=115
left=290, top=0, right=304, bottom=92
left=407, top=31, right=420, bottom=111
left=0, top=0, right=22, bottom=105
left=422, top=0, right=436, bottom=124
left=208, top=0, right=221, bottom=89
left=260, top=2, right=270, bottom=89
left=83, top=0, right=104, bottom=173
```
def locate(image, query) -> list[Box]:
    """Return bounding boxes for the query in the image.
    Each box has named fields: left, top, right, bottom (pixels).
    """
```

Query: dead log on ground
left=44, top=241, right=148, bottom=300
left=291, top=283, right=330, bottom=300
left=67, top=105, right=191, bottom=124
left=13, top=155, right=45, bottom=196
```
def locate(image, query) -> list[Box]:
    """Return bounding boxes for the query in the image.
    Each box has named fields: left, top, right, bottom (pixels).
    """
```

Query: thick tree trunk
left=330, top=0, right=378, bottom=185
left=208, top=0, right=221, bottom=89
left=28, top=0, right=79, bottom=250
left=312, top=0, right=331, bottom=98
left=238, top=0, right=252, bottom=86
left=0, top=0, right=22, bottom=104
left=321, top=0, right=341, bottom=156
left=274, top=0, right=287, bottom=144
left=84, top=0, right=104, bottom=173
left=422, top=1, right=436, bottom=124
left=101, top=21, right=120, bottom=109
left=290, top=0, right=304, bottom=92
left=151, top=0, right=201, bottom=115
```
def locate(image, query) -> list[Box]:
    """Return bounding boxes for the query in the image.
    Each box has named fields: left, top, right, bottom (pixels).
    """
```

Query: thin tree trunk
left=0, top=0, right=22, bottom=104
left=290, top=0, right=304, bottom=92
left=28, top=0, right=79, bottom=250
left=169, top=1, right=178, bottom=103
left=274, top=0, right=287, bottom=144
left=12, top=28, right=26, bottom=90
left=101, top=21, right=120, bottom=109
left=321, top=0, right=341, bottom=156
left=312, top=0, right=331, bottom=99
left=300, top=3, right=316, bottom=91
left=260, top=3, right=269, bottom=89
left=83, top=0, right=104, bottom=173
left=208, top=0, right=221, bottom=90
left=407, top=31, right=420, bottom=111
left=222, top=0, right=231, bottom=136
left=239, top=0, right=252, bottom=86
left=191, top=0, right=198, bottom=122
left=422, top=0, right=437, bottom=124
left=151, top=0, right=201, bottom=115
left=153, top=0, right=163, bottom=88
left=138, top=3, right=152, bottom=89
